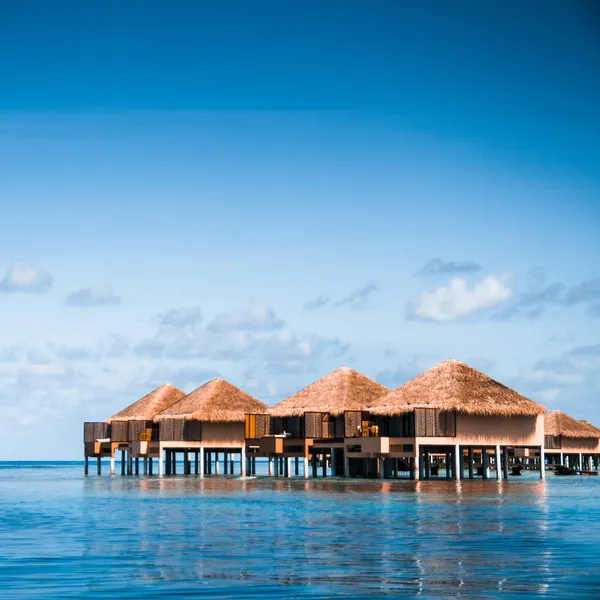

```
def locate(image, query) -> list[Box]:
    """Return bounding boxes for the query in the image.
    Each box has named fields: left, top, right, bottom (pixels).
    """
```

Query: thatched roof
left=108, top=384, right=186, bottom=423
left=369, top=359, right=546, bottom=417
left=580, top=420, right=600, bottom=435
left=545, top=411, right=600, bottom=439
left=269, top=367, right=389, bottom=417
left=155, top=378, right=268, bottom=422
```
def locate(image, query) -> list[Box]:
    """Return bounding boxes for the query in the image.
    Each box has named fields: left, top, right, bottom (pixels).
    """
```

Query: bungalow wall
left=417, top=414, right=544, bottom=447
left=550, top=437, right=600, bottom=453
left=202, top=422, right=245, bottom=447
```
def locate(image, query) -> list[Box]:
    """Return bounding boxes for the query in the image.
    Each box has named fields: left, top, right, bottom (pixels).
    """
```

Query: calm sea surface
left=2, top=462, right=600, bottom=599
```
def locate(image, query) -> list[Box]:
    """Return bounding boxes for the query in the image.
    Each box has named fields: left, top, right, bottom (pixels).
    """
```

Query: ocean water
left=1, top=462, right=600, bottom=599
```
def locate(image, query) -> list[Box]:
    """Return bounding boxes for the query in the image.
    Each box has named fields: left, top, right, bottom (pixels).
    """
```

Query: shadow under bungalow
left=84, top=360, right=600, bottom=480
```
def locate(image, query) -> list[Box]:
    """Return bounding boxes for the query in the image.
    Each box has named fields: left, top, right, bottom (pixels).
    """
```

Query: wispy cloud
left=563, top=276, right=600, bottom=306
left=416, top=258, right=481, bottom=277
left=207, top=303, right=284, bottom=332
left=569, top=344, right=600, bottom=357
left=262, top=329, right=349, bottom=374
left=0, top=262, right=53, bottom=293
left=407, top=275, right=512, bottom=322
left=55, top=345, right=99, bottom=361
left=0, top=346, right=23, bottom=363
left=493, top=270, right=600, bottom=321
left=303, top=294, right=330, bottom=310
left=335, top=281, right=377, bottom=309
left=65, top=286, right=121, bottom=308
left=158, top=307, right=203, bottom=328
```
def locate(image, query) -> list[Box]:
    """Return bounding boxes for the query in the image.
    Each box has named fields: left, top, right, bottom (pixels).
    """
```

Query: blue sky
left=1, top=1, right=599, bottom=459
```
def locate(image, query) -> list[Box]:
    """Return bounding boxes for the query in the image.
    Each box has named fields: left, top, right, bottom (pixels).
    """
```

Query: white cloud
left=0, top=262, right=53, bottom=293
left=65, top=286, right=121, bottom=307
left=407, top=275, right=512, bottom=322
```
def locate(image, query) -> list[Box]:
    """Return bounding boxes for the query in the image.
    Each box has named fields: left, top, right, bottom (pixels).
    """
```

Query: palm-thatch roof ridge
left=545, top=411, right=600, bottom=439
left=269, top=367, right=389, bottom=417
left=108, top=384, right=186, bottom=423
left=369, top=359, right=546, bottom=417
left=155, top=378, right=268, bottom=422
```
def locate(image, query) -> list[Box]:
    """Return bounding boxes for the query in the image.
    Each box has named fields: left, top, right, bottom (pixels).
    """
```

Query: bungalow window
left=415, top=409, right=456, bottom=437
left=545, top=435, right=561, bottom=449
left=245, top=414, right=272, bottom=439
left=305, top=412, right=335, bottom=439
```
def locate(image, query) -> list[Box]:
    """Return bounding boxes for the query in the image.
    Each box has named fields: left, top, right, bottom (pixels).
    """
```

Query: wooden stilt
left=143, top=457, right=147, bottom=476
left=215, top=452, right=219, bottom=475
left=455, top=445, right=461, bottom=480
left=540, top=446, right=546, bottom=479
left=322, top=452, right=327, bottom=478
left=121, top=450, right=125, bottom=475
left=393, top=457, right=399, bottom=479
left=195, top=451, right=199, bottom=475
left=172, top=451, right=177, bottom=475
left=482, top=449, right=489, bottom=479
left=503, top=447, right=509, bottom=479
left=445, top=451, right=451, bottom=479
left=158, top=452, right=163, bottom=477
left=312, top=454, right=318, bottom=478
left=241, top=446, right=246, bottom=477
left=413, top=444, right=420, bottom=480
left=495, top=445, right=501, bottom=480
left=468, top=447, right=474, bottom=479
left=424, top=450, right=431, bottom=480
left=378, top=457, right=385, bottom=479
left=110, top=455, right=115, bottom=476
left=135, top=458, right=139, bottom=476
left=149, top=457, right=153, bottom=476
left=97, top=457, right=101, bottom=475
left=84, top=456, right=89, bottom=475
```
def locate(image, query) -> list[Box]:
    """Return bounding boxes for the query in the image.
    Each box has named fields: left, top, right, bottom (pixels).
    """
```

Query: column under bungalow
left=495, top=445, right=502, bottom=481
left=97, top=457, right=101, bottom=475
left=503, top=447, right=509, bottom=479
left=540, top=446, right=546, bottom=479
left=455, top=444, right=461, bottom=480
left=84, top=456, right=88, bottom=475
left=303, top=456, right=309, bottom=479
left=482, top=449, right=489, bottom=479
left=468, top=447, right=474, bottom=479
left=413, top=444, right=420, bottom=480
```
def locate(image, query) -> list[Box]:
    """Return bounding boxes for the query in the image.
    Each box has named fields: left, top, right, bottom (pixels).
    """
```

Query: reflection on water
left=1, top=463, right=600, bottom=598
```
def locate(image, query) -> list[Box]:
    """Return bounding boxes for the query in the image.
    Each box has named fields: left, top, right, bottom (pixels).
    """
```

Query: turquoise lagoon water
left=2, top=462, right=600, bottom=599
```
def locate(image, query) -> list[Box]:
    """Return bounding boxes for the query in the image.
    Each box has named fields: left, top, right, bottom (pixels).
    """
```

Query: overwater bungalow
left=84, top=383, right=185, bottom=475
left=544, top=410, right=600, bottom=471
left=246, top=367, right=389, bottom=478
left=156, top=378, right=268, bottom=477
left=364, top=359, right=547, bottom=480
left=107, top=383, right=186, bottom=475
